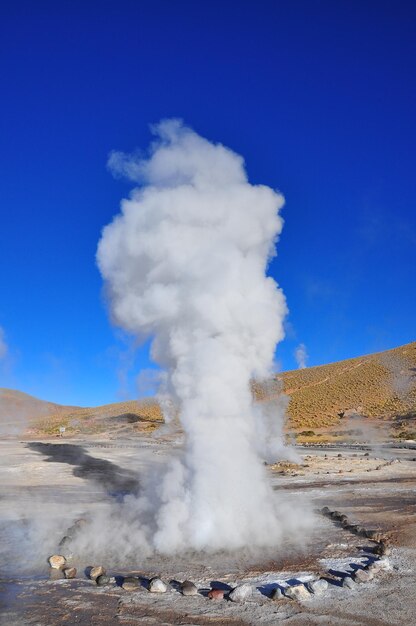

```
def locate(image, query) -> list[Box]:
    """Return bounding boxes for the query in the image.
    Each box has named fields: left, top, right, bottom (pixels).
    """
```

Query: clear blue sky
left=0, top=1, right=415, bottom=406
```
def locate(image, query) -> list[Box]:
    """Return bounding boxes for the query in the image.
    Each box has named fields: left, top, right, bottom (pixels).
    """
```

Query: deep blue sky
left=0, top=0, right=415, bottom=406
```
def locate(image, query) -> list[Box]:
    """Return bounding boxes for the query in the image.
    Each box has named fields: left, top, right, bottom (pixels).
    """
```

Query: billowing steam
left=95, top=120, right=306, bottom=555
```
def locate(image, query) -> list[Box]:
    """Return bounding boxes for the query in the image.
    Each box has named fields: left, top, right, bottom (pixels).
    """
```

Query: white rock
left=342, top=576, right=356, bottom=589
left=353, top=568, right=373, bottom=583
left=229, top=583, right=252, bottom=603
left=270, top=587, right=284, bottom=600
left=149, top=577, right=167, bottom=593
left=306, top=579, right=328, bottom=595
left=284, top=584, right=311, bottom=601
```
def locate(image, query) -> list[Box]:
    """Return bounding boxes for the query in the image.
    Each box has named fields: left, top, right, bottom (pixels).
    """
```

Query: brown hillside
left=279, top=341, right=416, bottom=431
left=31, top=398, right=163, bottom=437
left=2, top=342, right=415, bottom=439
left=0, top=388, right=77, bottom=435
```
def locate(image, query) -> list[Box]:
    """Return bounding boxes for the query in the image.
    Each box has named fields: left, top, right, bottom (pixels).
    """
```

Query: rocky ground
left=1, top=437, right=416, bottom=625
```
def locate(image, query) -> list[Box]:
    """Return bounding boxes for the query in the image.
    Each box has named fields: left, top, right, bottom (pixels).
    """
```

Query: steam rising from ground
left=295, top=343, right=308, bottom=369
left=0, top=326, right=8, bottom=360
left=94, top=120, right=309, bottom=556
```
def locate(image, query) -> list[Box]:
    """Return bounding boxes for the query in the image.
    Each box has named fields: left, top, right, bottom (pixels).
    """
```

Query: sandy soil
left=1, top=437, right=416, bottom=625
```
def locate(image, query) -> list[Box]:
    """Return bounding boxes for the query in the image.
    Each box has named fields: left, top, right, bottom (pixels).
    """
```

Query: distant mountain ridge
left=1, top=341, right=415, bottom=438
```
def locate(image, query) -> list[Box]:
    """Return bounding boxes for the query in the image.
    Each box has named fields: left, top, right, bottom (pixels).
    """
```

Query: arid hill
left=1, top=342, right=415, bottom=439
left=0, top=388, right=77, bottom=435
left=279, top=341, right=416, bottom=435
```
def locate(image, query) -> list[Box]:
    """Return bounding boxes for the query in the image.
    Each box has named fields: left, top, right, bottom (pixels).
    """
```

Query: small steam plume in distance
left=295, top=343, right=308, bottom=369
left=0, top=326, right=8, bottom=360
left=93, top=119, right=311, bottom=557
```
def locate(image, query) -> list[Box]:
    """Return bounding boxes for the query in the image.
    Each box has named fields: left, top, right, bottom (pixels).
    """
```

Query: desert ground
left=1, top=432, right=416, bottom=626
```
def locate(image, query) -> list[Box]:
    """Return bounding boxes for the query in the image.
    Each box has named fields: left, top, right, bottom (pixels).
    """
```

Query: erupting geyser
left=96, top=119, right=301, bottom=554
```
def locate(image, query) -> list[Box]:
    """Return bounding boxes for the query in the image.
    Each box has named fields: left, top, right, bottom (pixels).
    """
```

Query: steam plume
left=97, top=120, right=304, bottom=553
left=0, top=326, right=8, bottom=360
left=295, top=343, right=308, bottom=369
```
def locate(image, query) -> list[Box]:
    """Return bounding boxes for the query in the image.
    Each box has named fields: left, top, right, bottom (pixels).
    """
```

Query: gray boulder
left=149, top=577, right=167, bottom=593
left=229, top=583, right=252, bottom=603
left=306, top=579, right=328, bottom=595
left=181, top=580, right=198, bottom=596
left=122, top=576, right=140, bottom=591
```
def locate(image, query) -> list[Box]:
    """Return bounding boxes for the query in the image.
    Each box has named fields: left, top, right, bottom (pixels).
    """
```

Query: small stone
left=321, top=506, right=330, bottom=516
left=342, top=576, right=356, bottom=589
left=306, top=579, right=328, bottom=595
left=229, top=583, right=252, bottom=603
left=149, top=577, right=167, bottom=593
left=208, top=588, right=224, bottom=600
left=181, top=580, right=198, bottom=596
left=353, top=569, right=373, bottom=583
left=369, top=558, right=391, bottom=572
left=90, top=566, right=106, bottom=580
left=284, top=584, right=311, bottom=601
left=48, top=555, right=66, bottom=570
left=374, top=541, right=391, bottom=557
left=270, top=587, right=284, bottom=600
left=59, top=536, right=72, bottom=548
left=122, top=576, right=140, bottom=591
left=63, top=567, right=77, bottom=579
left=96, top=574, right=111, bottom=586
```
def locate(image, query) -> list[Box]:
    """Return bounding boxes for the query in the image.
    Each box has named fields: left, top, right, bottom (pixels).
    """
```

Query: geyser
left=96, top=119, right=302, bottom=554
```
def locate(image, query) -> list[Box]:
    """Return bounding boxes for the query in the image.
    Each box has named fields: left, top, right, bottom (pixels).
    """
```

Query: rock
left=284, top=584, right=311, bottom=601
left=369, top=558, right=391, bottom=573
left=149, top=577, right=167, bottom=593
left=306, top=579, right=328, bottom=595
left=63, top=567, right=77, bottom=579
left=208, top=588, right=224, bottom=600
left=353, top=568, right=373, bottom=583
left=270, top=587, right=284, bottom=600
left=122, top=576, right=140, bottom=591
left=364, top=529, right=382, bottom=541
left=96, top=574, right=111, bottom=586
left=321, top=506, right=330, bottom=516
left=181, top=580, right=198, bottom=596
left=48, top=555, right=66, bottom=570
left=342, top=576, right=356, bottom=589
left=89, top=566, right=106, bottom=580
left=59, top=536, right=72, bottom=548
left=229, top=583, right=252, bottom=603
left=374, top=541, right=391, bottom=557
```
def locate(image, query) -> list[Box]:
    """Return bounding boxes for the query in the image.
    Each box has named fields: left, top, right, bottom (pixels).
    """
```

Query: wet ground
left=1, top=437, right=416, bottom=625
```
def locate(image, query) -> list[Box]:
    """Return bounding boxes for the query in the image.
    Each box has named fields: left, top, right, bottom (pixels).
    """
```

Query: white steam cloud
left=96, top=120, right=308, bottom=555
left=295, top=343, right=308, bottom=369
left=0, top=326, right=8, bottom=360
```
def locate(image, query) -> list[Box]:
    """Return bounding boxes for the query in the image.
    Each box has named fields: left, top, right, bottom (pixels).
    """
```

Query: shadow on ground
left=27, top=442, right=140, bottom=497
